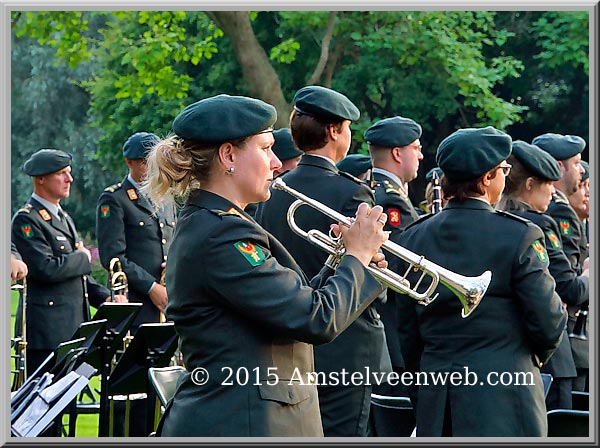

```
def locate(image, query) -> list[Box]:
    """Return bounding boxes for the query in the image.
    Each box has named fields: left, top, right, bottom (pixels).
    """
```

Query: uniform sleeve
left=202, top=219, right=385, bottom=345
left=543, top=220, right=588, bottom=307
left=551, top=208, right=585, bottom=273
left=11, top=241, right=22, bottom=260
left=511, top=224, right=567, bottom=365
left=12, top=213, right=91, bottom=282
left=85, top=274, right=111, bottom=308
left=96, top=192, right=156, bottom=294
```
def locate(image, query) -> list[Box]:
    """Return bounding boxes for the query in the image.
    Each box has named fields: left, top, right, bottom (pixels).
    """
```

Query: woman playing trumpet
left=143, top=94, right=389, bottom=437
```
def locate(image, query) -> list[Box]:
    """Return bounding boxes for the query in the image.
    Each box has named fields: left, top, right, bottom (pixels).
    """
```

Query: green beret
left=425, top=167, right=444, bottom=183
left=364, top=116, right=422, bottom=148
left=511, top=140, right=561, bottom=181
left=336, top=154, right=372, bottom=178
left=293, top=85, right=360, bottom=122
left=272, top=128, right=303, bottom=161
left=123, top=132, right=160, bottom=160
left=531, top=133, right=586, bottom=161
left=23, top=149, right=72, bottom=176
left=173, top=94, right=277, bottom=143
left=436, top=127, right=512, bottom=182
left=581, top=160, right=589, bottom=181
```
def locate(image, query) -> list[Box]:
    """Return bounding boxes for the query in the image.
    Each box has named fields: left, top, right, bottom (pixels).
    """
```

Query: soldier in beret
left=96, top=132, right=176, bottom=330
left=144, top=94, right=389, bottom=437
left=11, top=149, right=126, bottom=376
left=532, top=133, right=587, bottom=273
left=498, top=140, right=588, bottom=410
left=392, top=127, right=566, bottom=436
left=566, top=160, right=590, bottom=392
left=256, top=86, right=391, bottom=437
left=337, top=153, right=372, bottom=180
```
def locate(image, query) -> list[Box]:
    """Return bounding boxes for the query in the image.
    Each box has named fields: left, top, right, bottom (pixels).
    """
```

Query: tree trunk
left=207, top=11, right=291, bottom=128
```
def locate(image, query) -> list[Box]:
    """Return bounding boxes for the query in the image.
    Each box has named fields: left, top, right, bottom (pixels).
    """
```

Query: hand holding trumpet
left=331, top=203, right=389, bottom=269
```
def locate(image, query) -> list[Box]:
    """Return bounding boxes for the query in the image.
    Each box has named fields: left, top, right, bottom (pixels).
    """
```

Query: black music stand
left=90, top=302, right=143, bottom=437
left=107, top=323, right=178, bottom=436
left=11, top=362, right=97, bottom=437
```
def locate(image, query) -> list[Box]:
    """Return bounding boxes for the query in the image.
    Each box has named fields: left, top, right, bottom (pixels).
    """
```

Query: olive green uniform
left=393, top=199, right=567, bottom=436
left=158, top=190, right=384, bottom=436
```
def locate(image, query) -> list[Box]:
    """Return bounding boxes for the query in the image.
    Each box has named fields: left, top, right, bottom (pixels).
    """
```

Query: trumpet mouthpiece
left=272, top=178, right=287, bottom=190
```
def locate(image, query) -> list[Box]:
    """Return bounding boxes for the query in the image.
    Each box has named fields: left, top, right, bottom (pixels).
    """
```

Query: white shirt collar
left=371, top=168, right=408, bottom=195
left=32, top=193, right=62, bottom=220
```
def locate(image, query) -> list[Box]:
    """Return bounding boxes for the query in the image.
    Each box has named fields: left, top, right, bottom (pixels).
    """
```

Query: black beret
left=293, top=85, right=360, bottom=122
left=272, top=128, right=303, bottom=161
left=364, top=116, right=422, bottom=148
left=425, top=167, right=444, bottom=183
left=173, top=94, right=277, bottom=143
left=123, top=132, right=160, bottom=160
left=436, top=127, right=512, bottom=182
left=511, top=140, right=561, bottom=181
left=23, top=149, right=72, bottom=176
left=581, top=160, right=589, bottom=182
left=531, top=133, right=586, bottom=161
left=336, top=154, right=372, bottom=178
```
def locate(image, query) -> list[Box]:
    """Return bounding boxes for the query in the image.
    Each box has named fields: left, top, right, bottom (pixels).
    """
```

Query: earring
left=226, top=166, right=235, bottom=175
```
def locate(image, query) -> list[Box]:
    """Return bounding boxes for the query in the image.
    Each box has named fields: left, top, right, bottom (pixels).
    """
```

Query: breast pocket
left=257, top=382, right=311, bottom=406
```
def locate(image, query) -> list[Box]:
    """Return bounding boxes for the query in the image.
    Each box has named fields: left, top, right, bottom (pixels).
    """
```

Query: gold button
left=163, top=255, right=168, bottom=261
left=374, top=312, right=381, bottom=319
left=162, top=239, right=167, bottom=245
left=60, top=245, right=65, bottom=250
left=160, top=222, right=164, bottom=228
left=171, top=221, right=175, bottom=226
left=48, top=301, right=54, bottom=306
left=139, top=221, right=145, bottom=226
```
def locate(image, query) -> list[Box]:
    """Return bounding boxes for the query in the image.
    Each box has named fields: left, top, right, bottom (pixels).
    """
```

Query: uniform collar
left=186, top=189, right=255, bottom=222
left=127, top=173, right=140, bottom=190
left=31, top=193, right=62, bottom=220
left=372, top=168, right=408, bottom=196
left=298, top=154, right=338, bottom=172
left=445, top=197, right=495, bottom=212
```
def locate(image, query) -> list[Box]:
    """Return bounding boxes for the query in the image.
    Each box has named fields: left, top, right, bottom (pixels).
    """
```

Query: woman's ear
left=218, top=142, right=236, bottom=170
left=525, top=177, right=535, bottom=191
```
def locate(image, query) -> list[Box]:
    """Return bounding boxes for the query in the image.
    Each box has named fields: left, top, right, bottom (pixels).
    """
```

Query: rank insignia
left=235, top=241, right=266, bottom=266
left=531, top=241, right=548, bottom=263
left=388, top=208, right=401, bottom=227
left=38, top=209, right=52, bottom=221
left=21, top=224, right=33, bottom=239
left=546, top=230, right=561, bottom=249
left=559, top=219, right=571, bottom=236
left=100, top=205, right=110, bottom=218
left=127, top=189, right=139, bottom=201
left=224, top=207, right=251, bottom=222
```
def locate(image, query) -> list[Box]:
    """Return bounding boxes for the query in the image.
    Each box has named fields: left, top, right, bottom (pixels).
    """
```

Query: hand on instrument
left=370, top=251, right=388, bottom=270
left=336, top=203, right=388, bottom=267
left=105, top=294, right=128, bottom=303
left=149, top=282, right=168, bottom=312
left=76, top=241, right=92, bottom=263
left=10, top=254, right=28, bottom=282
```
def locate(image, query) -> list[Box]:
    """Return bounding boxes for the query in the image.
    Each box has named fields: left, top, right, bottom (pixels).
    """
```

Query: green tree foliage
left=11, top=10, right=589, bottom=231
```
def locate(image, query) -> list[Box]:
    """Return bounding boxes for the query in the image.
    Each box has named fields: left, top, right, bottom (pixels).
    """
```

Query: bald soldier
left=12, top=149, right=125, bottom=375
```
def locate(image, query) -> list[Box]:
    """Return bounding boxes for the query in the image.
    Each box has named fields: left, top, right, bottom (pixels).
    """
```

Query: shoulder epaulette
left=17, top=204, right=33, bottom=214
left=339, top=170, right=363, bottom=184
left=104, top=182, right=122, bottom=193
left=552, top=193, right=569, bottom=205
left=495, top=209, right=531, bottom=225
left=381, top=179, right=401, bottom=196
left=210, top=207, right=252, bottom=222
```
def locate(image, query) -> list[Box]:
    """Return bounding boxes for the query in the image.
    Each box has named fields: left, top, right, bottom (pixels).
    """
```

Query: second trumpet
left=272, top=178, right=491, bottom=318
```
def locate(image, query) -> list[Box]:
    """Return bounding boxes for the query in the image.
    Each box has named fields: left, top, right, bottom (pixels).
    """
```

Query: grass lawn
left=11, top=290, right=100, bottom=437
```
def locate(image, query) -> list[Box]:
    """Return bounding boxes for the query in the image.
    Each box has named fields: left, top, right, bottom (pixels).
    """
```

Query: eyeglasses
left=498, top=164, right=512, bottom=176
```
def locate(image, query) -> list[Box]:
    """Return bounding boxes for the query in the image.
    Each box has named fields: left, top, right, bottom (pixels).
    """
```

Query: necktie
left=57, top=209, right=66, bottom=222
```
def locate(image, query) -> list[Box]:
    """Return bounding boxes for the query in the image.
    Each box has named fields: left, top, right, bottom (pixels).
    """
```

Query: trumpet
left=109, top=257, right=129, bottom=301
left=272, top=178, right=491, bottom=318
left=11, top=279, right=27, bottom=391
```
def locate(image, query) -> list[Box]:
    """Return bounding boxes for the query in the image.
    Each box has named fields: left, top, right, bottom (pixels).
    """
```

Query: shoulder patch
left=104, top=182, right=122, bottom=193
left=558, top=219, right=572, bottom=236
left=531, top=240, right=548, bottom=263
left=234, top=241, right=266, bottom=266
left=99, top=204, right=111, bottom=218
left=20, top=224, right=34, bottom=239
left=387, top=208, right=402, bottom=227
left=495, top=210, right=531, bottom=225
left=339, top=170, right=363, bottom=184
left=545, top=230, right=561, bottom=249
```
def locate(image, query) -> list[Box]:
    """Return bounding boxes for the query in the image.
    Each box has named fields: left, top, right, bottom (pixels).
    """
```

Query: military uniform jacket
left=255, top=154, right=389, bottom=376
left=393, top=199, right=567, bottom=436
left=547, top=190, right=587, bottom=273
left=96, top=177, right=175, bottom=325
left=11, top=198, right=109, bottom=350
left=506, top=202, right=582, bottom=379
left=159, top=190, right=384, bottom=436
